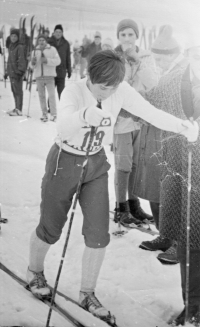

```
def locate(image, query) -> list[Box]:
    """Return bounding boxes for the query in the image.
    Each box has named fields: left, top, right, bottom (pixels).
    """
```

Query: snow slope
left=0, top=79, right=190, bottom=327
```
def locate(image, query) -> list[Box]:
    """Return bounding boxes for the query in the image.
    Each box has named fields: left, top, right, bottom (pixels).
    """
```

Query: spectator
left=48, top=24, right=71, bottom=99
left=6, top=26, right=15, bottom=49
left=30, top=34, right=61, bottom=122
left=81, top=31, right=102, bottom=65
left=113, top=19, right=158, bottom=227
left=79, top=35, right=91, bottom=79
left=101, top=38, right=114, bottom=51
left=44, top=28, right=50, bottom=43
left=6, top=29, right=26, bottom=116
left=138, top=26, right=188, bottom=265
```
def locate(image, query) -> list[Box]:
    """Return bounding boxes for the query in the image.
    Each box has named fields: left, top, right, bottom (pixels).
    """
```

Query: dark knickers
left=36, top=144, right=111, bottom=248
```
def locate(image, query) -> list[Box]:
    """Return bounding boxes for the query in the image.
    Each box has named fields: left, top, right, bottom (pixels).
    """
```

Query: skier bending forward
left=27, top=50, right=198, bottom=321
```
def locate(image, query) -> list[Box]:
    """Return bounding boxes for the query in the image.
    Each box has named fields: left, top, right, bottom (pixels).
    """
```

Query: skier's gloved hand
left=68, top=71, right=71, bottom=79
left=31, top=57, right=37, bottom=65
left=80, top=105, right=111, bottom=127
left=4, top=73, right=8, bottom=80
left=180, top=120, right=199, bottom=142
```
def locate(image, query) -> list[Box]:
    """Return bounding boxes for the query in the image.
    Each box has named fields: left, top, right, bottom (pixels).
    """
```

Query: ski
left=26, top=15, right=36, bottom=90
left=0, top=263, right=119, bottom=327
left=0, top=262, right=83, bottom=327
left=110, top=211, right=159, bottom=236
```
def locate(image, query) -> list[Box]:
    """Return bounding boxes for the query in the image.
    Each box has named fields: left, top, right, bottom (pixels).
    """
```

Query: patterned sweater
left=146, top=66, right=200, bottom=249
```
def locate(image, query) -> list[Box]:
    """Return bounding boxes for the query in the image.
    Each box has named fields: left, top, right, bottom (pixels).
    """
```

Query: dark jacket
left=81, top=41, right=101, bottom=64
left=7, top=41, right=26, bottom=78
left=48, top=36, right=71, bottom=78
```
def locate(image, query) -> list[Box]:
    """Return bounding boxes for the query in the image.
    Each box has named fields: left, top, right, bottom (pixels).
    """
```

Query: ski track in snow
left=0, top=79, right=193, bottom=327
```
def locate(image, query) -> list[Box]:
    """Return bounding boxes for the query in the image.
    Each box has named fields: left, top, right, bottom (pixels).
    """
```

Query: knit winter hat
left=117, top=19, right=139, bottom=39
left=54, top=24, right=63, bottom=32
left=10, top=28, right=19, bottom=38
left=102, top=38, right=114, bottom=49
left=94, top=31, right=101, bottom=38
left=37, top=34, right=48, bottom=41
left=151, top=25, right=180, bottom=55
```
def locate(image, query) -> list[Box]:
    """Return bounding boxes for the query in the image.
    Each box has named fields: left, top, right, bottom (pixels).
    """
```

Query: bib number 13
left=81, top=130, right=105, bottom=151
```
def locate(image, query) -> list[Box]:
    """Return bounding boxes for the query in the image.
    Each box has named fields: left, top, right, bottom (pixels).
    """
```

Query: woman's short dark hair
left=88, top=50, right=125, bottom=87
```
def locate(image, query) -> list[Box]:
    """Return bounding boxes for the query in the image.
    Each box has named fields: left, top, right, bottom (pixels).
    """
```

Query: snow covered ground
left=0, top=77, right=189, bottom=327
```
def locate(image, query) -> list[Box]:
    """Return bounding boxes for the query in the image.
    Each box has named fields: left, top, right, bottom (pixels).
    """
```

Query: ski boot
left=26, top=267, right=52, bottom=300
left=79, top=291, right=117, bottom=326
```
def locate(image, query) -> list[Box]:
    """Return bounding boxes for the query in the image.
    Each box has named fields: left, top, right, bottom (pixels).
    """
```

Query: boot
left=139, top=235, right=172, bottom=251
left=128, top=198, right=154, bottom=223
left=8, top=108, right=22, bottom=116
left=40, top=114, right=48, bottom=122
left=26, top=267, right=51, bottom=299
left=157, top=241, right=179, bottom=264
left=114, top=202, right=142, bottom=227
left=79, top=291, right=116, bottom=325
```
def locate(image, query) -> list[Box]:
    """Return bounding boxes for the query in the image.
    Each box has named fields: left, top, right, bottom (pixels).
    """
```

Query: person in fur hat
left=113, top=18, right=159, bottom=228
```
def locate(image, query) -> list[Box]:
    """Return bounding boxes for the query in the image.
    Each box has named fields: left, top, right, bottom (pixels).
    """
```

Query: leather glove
left=180, top=120, right=199, bottom=142
left=31, top=56, right=37, bottom=65
left=68, top=71, right=71, bottom=79
left=81, top=105, right=111, bottom=127
left=4, top=73, right=8, bottom=80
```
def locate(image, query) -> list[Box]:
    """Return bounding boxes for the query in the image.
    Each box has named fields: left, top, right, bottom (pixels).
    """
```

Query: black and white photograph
left=0, top=0, right=200, bottom=326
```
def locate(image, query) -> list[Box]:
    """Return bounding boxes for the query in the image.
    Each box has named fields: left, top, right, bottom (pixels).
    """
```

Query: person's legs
left=55, top=77, right=65, bottom=99
left=114, top=132, right=141, bottom=226
left=128, top=130, right=153, bottom=222
left=10, top=77, right=17, bottom=108
left=45, top=78, right=57, bottom=117
left=36, top=79, right=48, bottom=117
left=8, top=77, right=23, bottom=115
left=79, top=168, right=110, bottom=317
left=14, top=76, right=23, bottom=111
left=27, top=145, right=84, bottom=295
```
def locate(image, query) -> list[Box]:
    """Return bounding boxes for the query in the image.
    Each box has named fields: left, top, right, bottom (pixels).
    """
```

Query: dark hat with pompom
left=151, top=25, right=180, bottom=54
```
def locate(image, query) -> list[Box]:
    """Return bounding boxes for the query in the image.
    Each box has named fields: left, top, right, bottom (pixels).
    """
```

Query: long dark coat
left=140, top=66, right=200, bottom=249
left=48, top=36, right=71, bottom=78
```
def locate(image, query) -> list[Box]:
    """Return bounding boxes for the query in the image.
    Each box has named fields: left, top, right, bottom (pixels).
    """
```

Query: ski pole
left=185, top=117, right=193, bottom=324
left=27, top=47, right=36, bottom=118
left=46, top=101, right=101, bottom=327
